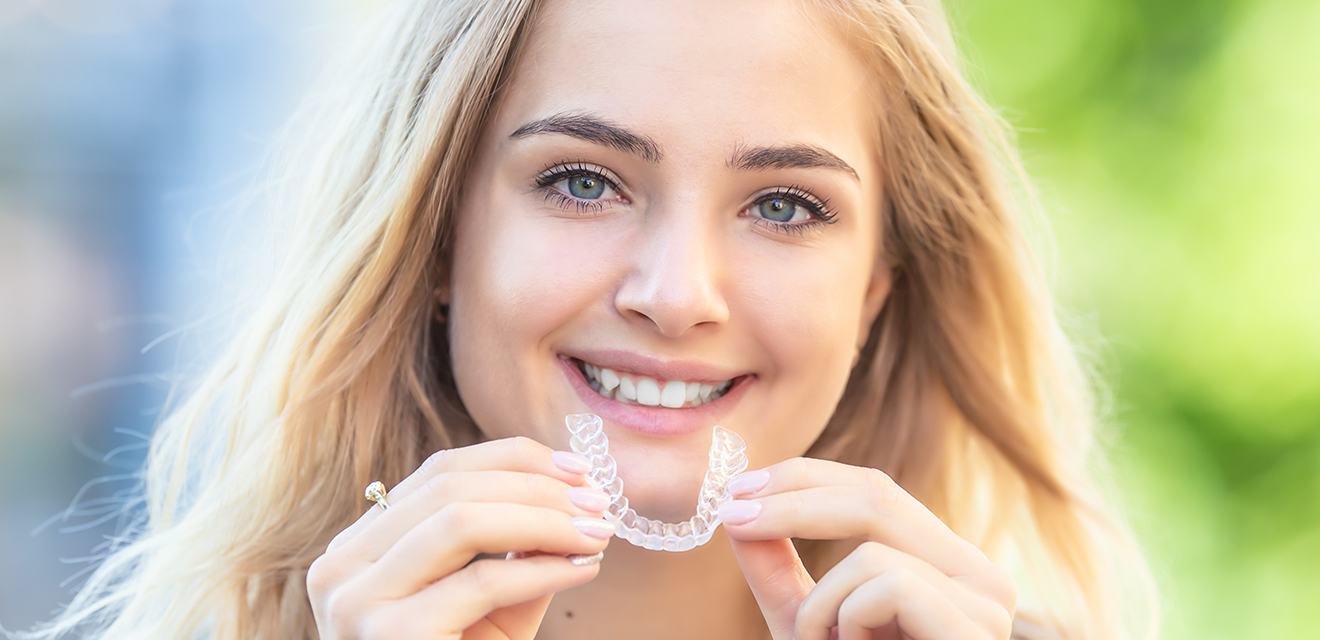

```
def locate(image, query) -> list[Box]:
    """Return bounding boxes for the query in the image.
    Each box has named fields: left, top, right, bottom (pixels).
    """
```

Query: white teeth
left=578, top=359, right=737, bottom=408
left=617, top=376, right=637, bottom=401
left=660, top=380, right=687, bottom=408
left=599, top=367, right=620, bottom=392
left=635, top=378, right=661, bottom=406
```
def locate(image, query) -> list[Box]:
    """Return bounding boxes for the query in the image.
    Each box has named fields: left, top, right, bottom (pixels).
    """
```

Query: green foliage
left=947, top=0, right=1320, bottom=635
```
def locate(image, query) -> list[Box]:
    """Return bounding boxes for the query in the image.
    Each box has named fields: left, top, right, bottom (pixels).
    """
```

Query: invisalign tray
left=565, top=412, right=748, bottom=551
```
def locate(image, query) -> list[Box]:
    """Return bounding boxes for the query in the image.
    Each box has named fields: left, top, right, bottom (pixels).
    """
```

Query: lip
left=558, top=354, right=754, bottom=437
left=561, top=348, right=747, bottom=385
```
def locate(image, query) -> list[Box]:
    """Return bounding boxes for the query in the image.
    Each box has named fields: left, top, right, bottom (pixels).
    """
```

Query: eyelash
left=531, top=160, right=840, bottom=237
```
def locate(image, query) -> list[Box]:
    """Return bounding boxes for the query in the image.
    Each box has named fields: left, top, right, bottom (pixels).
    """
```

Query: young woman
left=19, top=0, right=1159, bottom=638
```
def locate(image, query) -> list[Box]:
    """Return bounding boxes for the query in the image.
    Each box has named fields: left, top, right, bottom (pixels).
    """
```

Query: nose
left=614, top=204, right=730, bottom=338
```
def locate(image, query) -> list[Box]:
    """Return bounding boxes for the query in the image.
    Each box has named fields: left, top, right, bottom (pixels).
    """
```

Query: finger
left=332, top=436, right=593, bottom=550
left=362, top=553, right=602, bottom=638
left=727, top=536, right=816, bottom=639
left=723, top=464, right=993, bottom=588
left=796, top=542, right=1010, bottom=640
left=354, top=502, right=613, bottom=597
left=835, top=568, right=984, bottom=640
left=339, top=470, right=610, bottom=561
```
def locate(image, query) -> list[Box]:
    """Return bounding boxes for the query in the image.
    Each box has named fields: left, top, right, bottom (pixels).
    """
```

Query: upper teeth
left=580, top=361, right=734, bottom=408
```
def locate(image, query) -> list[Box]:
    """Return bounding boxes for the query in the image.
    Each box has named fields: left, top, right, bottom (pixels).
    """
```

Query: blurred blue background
left=1, top=1, right=1316, bottom=637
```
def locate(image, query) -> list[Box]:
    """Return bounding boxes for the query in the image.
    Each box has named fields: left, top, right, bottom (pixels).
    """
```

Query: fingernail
left=552, top=450, right=593, bottom=474
left=572, top=516, right=616, bottom=539
left=567, top=486, right=611, bottom=512
left=727, top=469, right=770, bottom=496
left=717, top=500, right=762, bottom=525
left=568, top=550, right=605, bottom=566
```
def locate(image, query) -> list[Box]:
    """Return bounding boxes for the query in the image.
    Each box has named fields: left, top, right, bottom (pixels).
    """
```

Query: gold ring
left=365, top=481, right=390, bottom=511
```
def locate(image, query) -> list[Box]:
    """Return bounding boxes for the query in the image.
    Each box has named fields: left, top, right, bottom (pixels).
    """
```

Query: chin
left=609, top=447, right=712, bottom=522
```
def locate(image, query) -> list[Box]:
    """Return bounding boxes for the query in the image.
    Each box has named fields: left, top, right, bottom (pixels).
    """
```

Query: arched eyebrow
left=509, top=110, right=860, bottom=182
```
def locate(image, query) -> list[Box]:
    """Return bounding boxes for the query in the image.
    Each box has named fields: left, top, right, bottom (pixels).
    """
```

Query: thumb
left=728, top=536, right=816, bottom=638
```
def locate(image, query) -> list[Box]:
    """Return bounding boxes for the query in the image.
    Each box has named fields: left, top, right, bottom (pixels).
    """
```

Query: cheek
left=735, top=251, right=861, bottom=366
left=447, top=192, right=622, bottom=437
left=733, top=251, right=865, bottom=452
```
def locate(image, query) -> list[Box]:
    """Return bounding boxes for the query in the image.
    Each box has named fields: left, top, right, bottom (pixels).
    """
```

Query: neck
left=537, top=527, right=768, bottom=640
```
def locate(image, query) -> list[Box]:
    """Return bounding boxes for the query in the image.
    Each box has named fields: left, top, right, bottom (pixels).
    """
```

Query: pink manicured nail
left=552, top=450, right=592, bottom=474
left=717, top=500, right=762, bottom=525
left=727, top=469, right=770, bottom=496
left=571, top=516, right=616, bottom=539
left=567, top=487, right=611, bottom=512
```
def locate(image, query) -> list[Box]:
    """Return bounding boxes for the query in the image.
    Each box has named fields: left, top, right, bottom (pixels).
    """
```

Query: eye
left=744, top=185, right=840, bottom=238
left=532, top=161, right=625, bottom=215
left=531, top=162, right=840, bottom=237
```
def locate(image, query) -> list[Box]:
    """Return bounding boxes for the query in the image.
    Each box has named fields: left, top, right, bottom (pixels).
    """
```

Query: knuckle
left=323, top=583, right=367, bottom=635
left=887, top=566, right=917, bottom=592
left=420, top=448, right=451, bottom=476
left=773, top=457, right=808, bottom=482
left=521, top=471, right=542, bottom=495
left=420, top=470, right=453, bottom=501
left=463, top=560, right=498, bottom=609
left=508, top=435, right=548, bottom=459
left=851, top=540, right=891, bottom=568
left=986, top=605, right=1014, bottom=640
left=793, top=595, right=823, bottom=639
left=850, top=567, right=913, bottom=616
left=305, top=554, right=343, bottom=598
left=468, top=558, right=496, bottom=591
left=358, top=608, right=409, bottom=640
left=865, top=467, right=900, bottom=507
left=522, top=471, right=560, bottom=502
left=987, top=563, right=1018, bottom=613
left=433, top=502, right=469, bottom=535
left=785, top=489, right=808, bottom=516
left=865, top=466, right=895, bottom=491
left=325, top=528, right=352, bottom=553
left=792, top=614, right=811, bottom=640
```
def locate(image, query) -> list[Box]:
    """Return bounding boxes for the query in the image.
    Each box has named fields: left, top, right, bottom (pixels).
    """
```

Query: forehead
left=494, top=0, right=879, bottom=174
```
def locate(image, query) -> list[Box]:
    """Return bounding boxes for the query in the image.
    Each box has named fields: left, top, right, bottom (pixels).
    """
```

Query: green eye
left=756, top=197, right=800, bottom=223
left=568, top=175, right=606, bottom=199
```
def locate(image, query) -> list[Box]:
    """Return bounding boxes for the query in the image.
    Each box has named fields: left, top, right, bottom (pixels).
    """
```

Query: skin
left=307, top=0, right=1016, bottom=638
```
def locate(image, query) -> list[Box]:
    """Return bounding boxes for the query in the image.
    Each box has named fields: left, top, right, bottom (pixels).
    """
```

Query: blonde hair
left=15, top=0, right=1159, bottom=638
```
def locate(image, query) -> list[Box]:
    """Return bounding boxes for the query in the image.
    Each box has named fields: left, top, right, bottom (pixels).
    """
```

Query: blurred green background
left=949, top=0, right=1320, bottom=637
left=0, top=0, right=1314, bottom=637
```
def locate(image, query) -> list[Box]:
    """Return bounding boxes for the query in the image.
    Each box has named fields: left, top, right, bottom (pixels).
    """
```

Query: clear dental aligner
left=565, top=412, right=749, bottom=552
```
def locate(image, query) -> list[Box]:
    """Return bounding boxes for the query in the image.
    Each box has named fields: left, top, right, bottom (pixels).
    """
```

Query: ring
left=365, top=481, right=390, bottom=511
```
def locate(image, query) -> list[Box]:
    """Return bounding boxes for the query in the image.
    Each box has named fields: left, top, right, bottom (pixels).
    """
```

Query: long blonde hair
left=15, top=0, right=1158, bottom=637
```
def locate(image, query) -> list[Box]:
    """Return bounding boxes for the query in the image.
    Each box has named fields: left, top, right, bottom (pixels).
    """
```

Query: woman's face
left=447, top=0, right=891, bottom=520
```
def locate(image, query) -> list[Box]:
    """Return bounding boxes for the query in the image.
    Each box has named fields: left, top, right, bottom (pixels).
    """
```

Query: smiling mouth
left=570, top=357, right=743, bottom=409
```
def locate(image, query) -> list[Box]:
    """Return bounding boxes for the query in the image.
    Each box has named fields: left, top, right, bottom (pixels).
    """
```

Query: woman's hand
left=720, top=458, right=1017, bottom=640
left=306, top=436, right=615, bottom=639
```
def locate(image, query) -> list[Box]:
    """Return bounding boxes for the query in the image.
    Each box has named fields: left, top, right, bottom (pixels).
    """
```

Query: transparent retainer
left=565, top=412, right=748, bottom=552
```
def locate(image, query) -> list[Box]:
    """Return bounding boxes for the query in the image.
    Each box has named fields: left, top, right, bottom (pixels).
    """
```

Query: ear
left=433, top=255, right=454, bottom=306
left=856, top=262, right=894, bottom=352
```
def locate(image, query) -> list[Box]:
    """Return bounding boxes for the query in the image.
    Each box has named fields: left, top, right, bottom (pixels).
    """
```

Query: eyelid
left=532, top=160, right=840, bottom=232
left=533, top=160, right=626, bottom=192
left=750, top=184, right=834, bottom=214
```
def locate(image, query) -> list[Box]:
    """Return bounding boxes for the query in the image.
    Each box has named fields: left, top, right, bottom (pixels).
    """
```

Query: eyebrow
left=508, top=111, right=860, bottom=182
